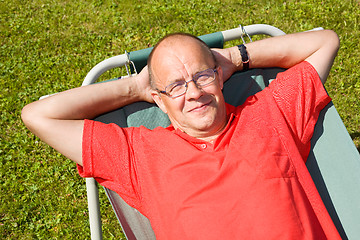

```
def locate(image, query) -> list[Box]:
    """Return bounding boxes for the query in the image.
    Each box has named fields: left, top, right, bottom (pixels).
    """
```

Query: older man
left=22, top=29, right=340, bottom=239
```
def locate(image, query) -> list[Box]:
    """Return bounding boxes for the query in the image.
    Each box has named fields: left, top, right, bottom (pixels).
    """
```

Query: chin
left=193, top=120, right=220, bottom=132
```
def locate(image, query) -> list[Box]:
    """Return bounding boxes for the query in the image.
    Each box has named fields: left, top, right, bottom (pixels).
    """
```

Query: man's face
left=150, top=36, right=227, bottom=139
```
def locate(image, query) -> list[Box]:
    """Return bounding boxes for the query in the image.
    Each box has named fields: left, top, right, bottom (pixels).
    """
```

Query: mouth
left=187, top=99, right=213, bottom=113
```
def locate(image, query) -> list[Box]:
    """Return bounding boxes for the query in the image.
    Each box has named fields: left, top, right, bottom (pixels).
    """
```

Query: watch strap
left=237, top=44, right=249, bottom=71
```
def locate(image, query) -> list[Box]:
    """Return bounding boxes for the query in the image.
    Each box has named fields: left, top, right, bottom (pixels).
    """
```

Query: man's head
left=148, top=33, right=227, bottom=140
left=148, top=33, right=216, bottom=88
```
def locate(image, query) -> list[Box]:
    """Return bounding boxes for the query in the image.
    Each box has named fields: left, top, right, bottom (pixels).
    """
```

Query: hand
left=212, top=48, right=239, bottom=83
left=134, top=66, right=154, bottom=103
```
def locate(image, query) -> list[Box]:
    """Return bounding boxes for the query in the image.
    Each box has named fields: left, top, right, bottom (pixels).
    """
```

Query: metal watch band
left=237, top=44, right=249, bottom=71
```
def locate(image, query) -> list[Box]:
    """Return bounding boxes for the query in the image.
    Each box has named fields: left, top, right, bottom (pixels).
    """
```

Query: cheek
left=164, top=97, right=186, bottom=115
left=206, top=85, right=223, bottom=100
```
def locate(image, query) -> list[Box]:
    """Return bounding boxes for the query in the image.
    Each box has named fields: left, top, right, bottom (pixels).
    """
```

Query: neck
left=199, top=133, right=221, bottom=144
left=177, top=121, right=227, bottom=143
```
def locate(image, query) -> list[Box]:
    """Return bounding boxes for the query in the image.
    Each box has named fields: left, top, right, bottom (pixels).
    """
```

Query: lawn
left=1, top=0, right=359, bottom=239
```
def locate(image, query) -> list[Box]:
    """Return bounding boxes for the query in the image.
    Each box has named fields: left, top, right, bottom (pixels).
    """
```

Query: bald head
left=147, top=33, right=216, bottom=89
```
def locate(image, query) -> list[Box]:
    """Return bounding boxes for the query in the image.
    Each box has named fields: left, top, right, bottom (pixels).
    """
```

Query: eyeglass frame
left=155, top=67, right=219, bottom=98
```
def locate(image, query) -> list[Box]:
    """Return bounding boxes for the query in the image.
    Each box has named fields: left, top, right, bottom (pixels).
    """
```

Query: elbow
left=21, top=102, right=52, bottom=143
left=325, top=29, right=340, bottom=53
left=21, top=103, right=36, bottom=131
left=21, top=102, right=44, bottom=133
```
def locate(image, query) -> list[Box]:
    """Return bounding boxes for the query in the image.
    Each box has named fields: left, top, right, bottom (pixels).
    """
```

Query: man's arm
left=21, top=67, right=152, bottom=166
left=213, top=29, right=340, bottom=84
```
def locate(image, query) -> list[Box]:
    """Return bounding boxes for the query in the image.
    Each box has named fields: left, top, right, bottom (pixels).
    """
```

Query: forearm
left=225, top=29, right=339, bottom=82
left=22, top=63, right=154, bottom=122
left=245, top=30, right=337, bottom=68
left=26, top=77, right=141, bottom=121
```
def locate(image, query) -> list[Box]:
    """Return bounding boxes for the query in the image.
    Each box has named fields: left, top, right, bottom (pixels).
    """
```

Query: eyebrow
left=167, top=79, right=186, bottom=86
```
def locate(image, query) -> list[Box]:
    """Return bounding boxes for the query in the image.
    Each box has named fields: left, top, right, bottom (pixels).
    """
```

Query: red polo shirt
left=78, top=62, right=340, bottom=239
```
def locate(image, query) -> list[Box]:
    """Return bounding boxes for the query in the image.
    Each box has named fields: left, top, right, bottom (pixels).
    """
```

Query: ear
left=151, top=90, right=168, bottom=114
left=217, top=66, right=224, bottom=90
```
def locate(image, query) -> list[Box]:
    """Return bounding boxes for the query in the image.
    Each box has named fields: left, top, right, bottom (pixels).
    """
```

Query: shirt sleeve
left=268, top=61, right=331, bottom=155
left=77, top=119, right=142, bottom=210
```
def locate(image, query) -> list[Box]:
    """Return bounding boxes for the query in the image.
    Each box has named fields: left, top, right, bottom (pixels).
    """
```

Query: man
left=22, top=29, right=340, bottom=239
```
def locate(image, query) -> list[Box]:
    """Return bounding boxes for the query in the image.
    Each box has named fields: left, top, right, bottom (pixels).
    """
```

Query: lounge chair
left=82, top=24, right=360, bottom=240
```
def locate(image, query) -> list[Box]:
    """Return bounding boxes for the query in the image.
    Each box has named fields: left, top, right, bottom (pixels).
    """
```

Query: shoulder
left=274, top=61, right=319, bottom=84
left=268, top=61, right=322, bottom=96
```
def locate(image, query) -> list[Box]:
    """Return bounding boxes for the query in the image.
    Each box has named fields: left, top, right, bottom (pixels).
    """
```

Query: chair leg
left=86, top=177, right=103, bottom=240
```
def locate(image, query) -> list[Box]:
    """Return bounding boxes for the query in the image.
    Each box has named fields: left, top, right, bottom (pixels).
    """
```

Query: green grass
left=1, top=0, right=359, bottom=238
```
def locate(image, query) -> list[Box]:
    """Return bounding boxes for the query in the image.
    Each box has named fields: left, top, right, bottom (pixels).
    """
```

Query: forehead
left=151, top=36, right=215, bottom=86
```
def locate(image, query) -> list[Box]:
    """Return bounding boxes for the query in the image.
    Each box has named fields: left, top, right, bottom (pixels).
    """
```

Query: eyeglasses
left=156, top=68, right=218, bottom=98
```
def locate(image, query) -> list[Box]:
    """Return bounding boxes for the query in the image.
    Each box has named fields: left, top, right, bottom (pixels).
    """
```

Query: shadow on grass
left=350, top=132, right=360, bottom=153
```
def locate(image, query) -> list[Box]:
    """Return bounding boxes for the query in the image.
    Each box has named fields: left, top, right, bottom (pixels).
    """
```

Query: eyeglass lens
left=165, top=68, right=216, bottom=97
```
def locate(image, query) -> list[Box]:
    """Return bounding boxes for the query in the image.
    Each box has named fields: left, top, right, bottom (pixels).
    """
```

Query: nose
left=185, top=80, right=203, bottom=100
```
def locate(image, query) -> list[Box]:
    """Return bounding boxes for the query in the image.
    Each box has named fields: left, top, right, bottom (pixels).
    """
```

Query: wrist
left=237, top=44, right=250, bottom=71
left=228, top=46, right=243, bottom=72
left=132, top=72, right=153, bottom=103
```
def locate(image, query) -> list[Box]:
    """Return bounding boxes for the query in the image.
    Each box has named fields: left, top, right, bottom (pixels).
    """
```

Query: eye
left=195, top=69, right=214, bottom=85
left=196, top=74, right=211, bottom=84
left=166, top=81, right=185, bottom=94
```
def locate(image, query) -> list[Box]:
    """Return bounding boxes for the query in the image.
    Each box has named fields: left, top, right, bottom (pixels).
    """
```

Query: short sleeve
left=268, top=61, right=331, bottom=148
left=77, top=119, right=142, bottom=210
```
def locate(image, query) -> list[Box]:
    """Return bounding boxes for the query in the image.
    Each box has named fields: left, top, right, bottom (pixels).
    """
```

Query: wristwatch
left=237, top=44, right=249, bottom=71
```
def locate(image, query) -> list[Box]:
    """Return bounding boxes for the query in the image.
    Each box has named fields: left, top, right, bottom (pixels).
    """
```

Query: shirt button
left=201, top=144, right=207, bottom=149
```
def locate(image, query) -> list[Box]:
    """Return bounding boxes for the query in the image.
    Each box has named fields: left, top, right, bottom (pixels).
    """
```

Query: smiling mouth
left=188, top=100, right=212, bottom=112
